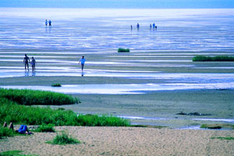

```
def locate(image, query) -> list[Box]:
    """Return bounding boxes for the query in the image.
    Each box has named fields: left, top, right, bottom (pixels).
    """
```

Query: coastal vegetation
left=193, top=55, right=234, bottom=61
left=118, top=48, right=130, bottom=52
left=0, top=126, right=15, bottom=139
left=0, top=150, right=37, bottom=156
left=51, top=83, right=62, bottom=87
left=200, top=124, right=234, bottom=129
left=211, top=137, right=234, bottom=140
left=0, top=88, right=130, bottom=129
left=47, top=131, right=80, bottom=145
left=34, top=124, right=55, bottom=132
left=0, top=88, right=79, bottom=105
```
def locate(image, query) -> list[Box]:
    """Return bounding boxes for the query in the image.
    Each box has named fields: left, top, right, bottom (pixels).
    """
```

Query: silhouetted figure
left=150, top=24, right=152, bottom=29
left=45, top=19, right=48, bottom=26
left=31, top=57, right=36, bottom=73
left=131, top=25, right=133, bottom=31
left=23, top=54, right=30, bottom=71
left=137, top=23, right=140, bottom=30
left=49, top=20, right=52, bottom=26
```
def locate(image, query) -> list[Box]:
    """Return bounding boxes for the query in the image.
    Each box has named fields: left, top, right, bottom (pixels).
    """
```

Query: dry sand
left=0, top=126, right=234, bottom=156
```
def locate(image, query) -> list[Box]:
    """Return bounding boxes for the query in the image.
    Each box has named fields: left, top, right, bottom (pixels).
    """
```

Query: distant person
left=31, top=57, right=36, bottom=72
left=79, top=56, right=86, bottom=71
left=137, top=23, right=140, bottom=30
left=150, top=24, right=152, bottom=29
left=49, top=20, right=52, bottom=26
left=23, top=54, right=30, bottom=71
left=153, top=23, right=155, bottom=29
left=45, top=19, right=48, bottom=26
left=131, top=25, right=133, bottom=31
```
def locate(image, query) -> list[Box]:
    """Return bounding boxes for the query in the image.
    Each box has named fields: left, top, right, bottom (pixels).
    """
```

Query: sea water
left=0, top=8, right=234, bottom=51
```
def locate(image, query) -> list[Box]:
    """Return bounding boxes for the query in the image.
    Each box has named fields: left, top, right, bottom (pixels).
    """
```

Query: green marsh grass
left=211, top=137, right=234, bottom=140
left=193, top=55, right=234, bottom=62
left=200, top=124, right=234, bottom=129
left=118, top=48, right=130, bottom=52
left=0, top=89, right=130, bottom=127
left=34, top=124, right=55, bottom=132
left=47, top=131, right=80, bottom=145
left=51, top=83, right=61, bottom=87
left=0, top=150, right=37, bottom=156
left=0, top=126, right=15, bottom=139
left=0, top=88, right=79, bottom=105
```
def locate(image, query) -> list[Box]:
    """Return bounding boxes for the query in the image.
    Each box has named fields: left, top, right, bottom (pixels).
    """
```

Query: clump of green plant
left=76, top=114, right=131, bottom=126
left=0, top=126, right=15, bottom=139
left=0, top=88, right=79, bottom=105
left=193, top=55, right=234, bottom=62
left=0, top=150, right=37, bottom=156
left=47, top=131, right=80, bottom=145
left=0, top=98, right=130, bottom=126
left=200, top=124, right=234, bottom=129
left=118, top=48, right=130, bottom=52
left=34, top=124, right=55, bottom=132
left=51, top=83, right=61, bottom=87
left=211, top=137, right=234, bottom=140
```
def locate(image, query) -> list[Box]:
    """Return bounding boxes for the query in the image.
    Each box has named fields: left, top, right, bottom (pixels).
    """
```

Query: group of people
left=130, top=23, right=158, bottom=30
left=23, top=54, right=86, bottom=75
left=45, top=19, right=52, bottom=26
left=23, top=54, right=36, bottom=72
left=3, top=122, right=32, bottom=135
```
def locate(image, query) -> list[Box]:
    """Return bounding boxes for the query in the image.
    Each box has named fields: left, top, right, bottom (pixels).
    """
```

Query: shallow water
left=1, top=82, right=234, bottom=94
left=0, top=8, right=234, bottom=51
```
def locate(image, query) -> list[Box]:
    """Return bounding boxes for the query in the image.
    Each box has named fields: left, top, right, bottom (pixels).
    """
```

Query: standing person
left=49, top=20, right=52, bottom=26
left=79, top=56, right=86, bottom=71
left=137, top=23, right=140, bottom=30
left=31, top=57, right=36, bottom=72
left=45, top=19, right=48, bottom=26
left=23, top=54, right=30, bottom=71
left=153, top=23, right=155, bottom=29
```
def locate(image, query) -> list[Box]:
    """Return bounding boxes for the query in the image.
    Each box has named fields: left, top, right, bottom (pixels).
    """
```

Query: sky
left=0, top=0, right=234, bottom=8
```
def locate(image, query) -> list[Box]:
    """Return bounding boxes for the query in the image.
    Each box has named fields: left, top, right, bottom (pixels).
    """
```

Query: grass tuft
left=200, top=124, right=234, bottom=129
left=211, top=137, right=234, bottom=140
left=193, top=55, right=234, bottom=62
left=0, top=150, right=37, bottom=156
left=0, top=88, right=79, bottom=105
left=118, top=48, right=130, bottom=52
left=0, top=126, right=15, bottom=139
left=34, top=124, right=55, bottom=132
left=47, top=131, right=80, bottom=145
left=51, top=83, right=61, bottom=87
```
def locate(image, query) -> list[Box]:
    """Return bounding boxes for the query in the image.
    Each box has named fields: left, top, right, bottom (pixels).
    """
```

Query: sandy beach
left=0, top=126, right=234, bottom=156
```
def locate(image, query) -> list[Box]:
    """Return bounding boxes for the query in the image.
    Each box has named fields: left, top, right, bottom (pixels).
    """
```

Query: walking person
left=79, top=56, right=86, bottom=71
left=31, top=57, right=36, bottom=72
left=23, top=54, right=30, bottom=71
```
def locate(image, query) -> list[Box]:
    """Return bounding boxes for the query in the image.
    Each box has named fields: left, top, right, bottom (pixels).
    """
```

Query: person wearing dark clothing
left=23, top=54, right=30, bottom=71
left=31, top=57, right=36, bottom=72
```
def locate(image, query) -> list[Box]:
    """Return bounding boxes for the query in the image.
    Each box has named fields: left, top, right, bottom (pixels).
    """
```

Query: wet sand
left=0, top=126, right=234, bottom=156
left=0, top=50, right=234, bottom=127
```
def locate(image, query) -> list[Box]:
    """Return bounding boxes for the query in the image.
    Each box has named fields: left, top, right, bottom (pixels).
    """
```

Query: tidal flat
left=0, top=49, right=234, bottom=128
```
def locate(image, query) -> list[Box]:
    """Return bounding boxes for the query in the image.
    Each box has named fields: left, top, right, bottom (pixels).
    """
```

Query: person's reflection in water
left=25, top=70, right=29, bottom=76
left=32, top=71, right=36, bottom=76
